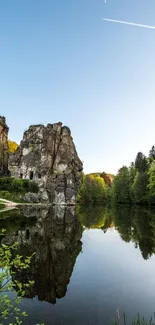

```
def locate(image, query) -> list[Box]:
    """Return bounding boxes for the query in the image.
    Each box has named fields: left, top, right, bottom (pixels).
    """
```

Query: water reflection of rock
left=11, top=206, right=82, bottom=304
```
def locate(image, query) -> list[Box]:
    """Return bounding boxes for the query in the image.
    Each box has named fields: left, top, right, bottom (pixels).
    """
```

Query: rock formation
left=7, top=206, right=82, bottom=304
left=0, top=116, right=9, bottom=176
left=9, top=123, right=83, bottom=204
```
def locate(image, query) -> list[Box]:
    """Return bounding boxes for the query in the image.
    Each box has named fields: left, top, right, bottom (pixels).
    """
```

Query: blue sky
left=1, top=0, right=155, bottom=174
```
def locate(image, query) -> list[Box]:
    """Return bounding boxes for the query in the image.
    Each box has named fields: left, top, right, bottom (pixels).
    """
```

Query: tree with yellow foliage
left=8, top=140, right=18, bottom=153
left=78, top=174, right=106, bottom=203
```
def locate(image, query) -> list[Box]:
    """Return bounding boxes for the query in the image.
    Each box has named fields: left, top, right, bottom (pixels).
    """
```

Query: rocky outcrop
left=8, top=206, right=82, bottom=304
left=9, top=123, right=83, bottom=205
left=0, top=116, right=9, bottom=176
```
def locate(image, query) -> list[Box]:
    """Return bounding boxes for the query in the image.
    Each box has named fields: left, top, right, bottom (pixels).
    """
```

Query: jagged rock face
left=9, top=123, right=83, bottom=204
left=0, top=116, right=9, bottom=176
left=7, top=206, right=82, bottom=304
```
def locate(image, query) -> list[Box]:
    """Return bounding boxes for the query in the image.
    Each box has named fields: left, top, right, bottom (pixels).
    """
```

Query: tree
left=129, top=162, right=136, bottom=184
left=132, top=171, right=148, bottom=203
left=149, top=145, right=155, bottom=160
left=135, top=152, right=148, bottom=172
left=112, top=166, right=132, bottom=204
left=78, top=174, right=106, bottom=203
left=148, top=161, right=155, bottom=203
left=8, top=140, right=18, bottom=153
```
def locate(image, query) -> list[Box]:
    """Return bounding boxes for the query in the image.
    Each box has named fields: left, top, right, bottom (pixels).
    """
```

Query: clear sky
left=1, top=0, right=155, bottom=174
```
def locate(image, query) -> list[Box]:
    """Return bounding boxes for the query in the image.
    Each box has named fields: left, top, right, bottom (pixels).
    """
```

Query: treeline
left=109, top=146, right=155, bottom=205
left=78, top=146, right=155, bottom=205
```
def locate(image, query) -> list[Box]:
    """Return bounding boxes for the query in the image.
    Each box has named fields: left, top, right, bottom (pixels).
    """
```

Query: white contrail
left=103, top=18, right=155, bottom=30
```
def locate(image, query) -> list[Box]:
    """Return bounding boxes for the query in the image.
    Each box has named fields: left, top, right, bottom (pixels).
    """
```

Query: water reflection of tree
left=131, top=208, right=155, bottom=259
left=111, top=205, right=133, bottom=242
left=77, top=204, right=113, bottom=230
left=77, top=204, right=155, bottom=260
left=112, top=205, right=155, bottom=260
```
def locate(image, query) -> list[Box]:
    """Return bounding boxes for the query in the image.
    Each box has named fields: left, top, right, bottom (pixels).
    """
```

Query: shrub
left=0, top=178, right=39, bottom=194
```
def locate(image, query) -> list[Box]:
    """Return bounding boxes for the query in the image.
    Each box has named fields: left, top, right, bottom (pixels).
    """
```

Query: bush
left=0, top=177, right=39, bottom=194
left=0, top=191, right=24, bottom=203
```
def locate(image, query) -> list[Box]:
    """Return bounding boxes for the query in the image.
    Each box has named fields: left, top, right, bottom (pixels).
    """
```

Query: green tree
left=149, top=145, right=155, bottom=160
left=132, top=171, right=148, bottom=203
left=129, top=162, right=136, bottom=184
left=148, top=161, right=155, bottom=203
left=78, top=174, right=106, bottom=203
left=135, top=152, right=148, bottom=172
left=112, top=166, right=132, bottom=204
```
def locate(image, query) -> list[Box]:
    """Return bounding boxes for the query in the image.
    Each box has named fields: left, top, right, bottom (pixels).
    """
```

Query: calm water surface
left=1, top=205, right=155, bottom=325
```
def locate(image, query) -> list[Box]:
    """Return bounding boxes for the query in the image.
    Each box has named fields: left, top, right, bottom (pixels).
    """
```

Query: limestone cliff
left=0, top=116, right=9, bottom=176
left=7, top=206, right=82, bottom=304
left=9, top=123, right=83, bottom=204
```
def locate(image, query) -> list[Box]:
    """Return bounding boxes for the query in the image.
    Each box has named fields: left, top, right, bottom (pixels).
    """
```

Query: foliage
left=135, top=152, right=148, bottom=172
left=0, top=178, right=39, bottom=202
left=0, top=227, right=44, bottom=325
left=112, top=166, right=132, bottom=204
left=149, top=145, right=155, bottom=161
left=147, top=161, right=155, bottom=204
left=0, top=229, right=34, bottom=325
left=0, top=191, right=24, bottom=203
left=110, top=146, right=155, bottom=206
left=78, top=174, right=106, bottom=203
left=0, top=178, right=38, bottom=203
left=132, top=171, right=148, bottom=204
left=8, top=140, right=18, bottom=154
left=78, top=146, right=155, bottom=206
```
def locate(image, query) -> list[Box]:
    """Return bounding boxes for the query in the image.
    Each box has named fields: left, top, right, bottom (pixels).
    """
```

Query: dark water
left=1, top=204, right=155, bottom=325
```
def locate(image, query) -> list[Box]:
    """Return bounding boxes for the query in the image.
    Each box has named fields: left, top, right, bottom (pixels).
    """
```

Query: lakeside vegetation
left=109, top=146, right=155, bottom=205
left=78, top=146, right=155, bottom=206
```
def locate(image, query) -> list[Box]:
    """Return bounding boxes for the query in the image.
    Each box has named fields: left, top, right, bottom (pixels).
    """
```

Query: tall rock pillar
left=0, top=116, right=9, bottom=176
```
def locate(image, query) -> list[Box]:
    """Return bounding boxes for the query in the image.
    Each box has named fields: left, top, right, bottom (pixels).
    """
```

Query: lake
left=1, top=204, right=155, bottom=325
